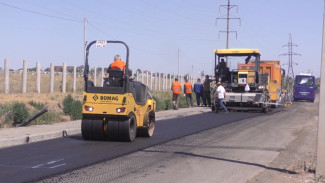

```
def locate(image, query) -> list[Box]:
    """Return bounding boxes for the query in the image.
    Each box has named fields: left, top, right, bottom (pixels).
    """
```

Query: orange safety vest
left=110, top=60, right=126, bottom=70
left=172, top=81, right=181, bottom=94
left=184, top=82, right=192, bottom=94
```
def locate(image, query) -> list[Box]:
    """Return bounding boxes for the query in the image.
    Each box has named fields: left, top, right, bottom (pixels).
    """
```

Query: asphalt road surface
left=36, top=99, right=318, bottom=183
left=0, top=109, right=265, bottom=183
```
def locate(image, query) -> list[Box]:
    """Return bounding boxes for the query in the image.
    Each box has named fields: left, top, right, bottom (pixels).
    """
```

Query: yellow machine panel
left=214, top=48, right=260, bottom=55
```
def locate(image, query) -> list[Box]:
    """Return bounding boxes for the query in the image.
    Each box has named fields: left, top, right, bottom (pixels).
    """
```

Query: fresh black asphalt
left=0, top=111, right=263, bottom=183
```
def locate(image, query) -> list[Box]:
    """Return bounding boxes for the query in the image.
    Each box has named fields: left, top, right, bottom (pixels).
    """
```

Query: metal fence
left=1, top=59, right=202, bottom=94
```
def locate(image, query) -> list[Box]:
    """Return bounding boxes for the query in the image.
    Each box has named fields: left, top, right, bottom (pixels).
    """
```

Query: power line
left=87, top=21, right=175, bottom=56
left=57, top=0, right=217, bottom=42
left=59, top=0, right=195, bottom=38
left=87, top=22, right=117, bottom=40
left=138, top=0, right=212, bottom=26
left=0, top=1, right=82, bottom=22
left=18, top=0, right=81, bottom=20
left=95, top=0, right=211, bottom=27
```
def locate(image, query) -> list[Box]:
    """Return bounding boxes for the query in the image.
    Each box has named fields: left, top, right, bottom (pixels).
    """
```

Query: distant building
left=77, top=65, right=85, bottom=73
left=16, top=69, right=23, bottom=73
left=67, top=66, right=74, bottom=73
left=54, top=66, right=63, bottom=72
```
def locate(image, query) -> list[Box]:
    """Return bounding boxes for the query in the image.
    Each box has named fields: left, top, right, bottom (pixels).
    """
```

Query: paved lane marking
left=49, top=163, right=66, bottom=169
left=46, top=159, right=64, bottom=165
left=32, top=164, right=45, bottom=169
left=32, top=159, right=65, bottom=169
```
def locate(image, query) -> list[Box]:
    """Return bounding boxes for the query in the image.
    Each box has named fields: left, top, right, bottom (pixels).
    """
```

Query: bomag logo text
left=100, top=96, right=118, bottom=101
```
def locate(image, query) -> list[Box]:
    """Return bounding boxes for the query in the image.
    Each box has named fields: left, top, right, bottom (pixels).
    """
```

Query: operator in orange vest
left=184, top=79, right=193, bottom=107
left=171, top=78, right=182, bottom=110
left=108, top=54, right=126, bottom=72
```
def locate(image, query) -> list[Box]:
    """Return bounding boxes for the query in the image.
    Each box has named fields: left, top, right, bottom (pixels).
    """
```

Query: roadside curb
left=0, top=128, right=81, bottom=149
left=156, top=108, right=211, bottom=121
left=0, top=107, right=211, bottom=149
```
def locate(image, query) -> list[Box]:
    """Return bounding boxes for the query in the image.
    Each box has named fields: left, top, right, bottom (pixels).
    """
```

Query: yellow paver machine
left=213, top=48, right=275, bottom=112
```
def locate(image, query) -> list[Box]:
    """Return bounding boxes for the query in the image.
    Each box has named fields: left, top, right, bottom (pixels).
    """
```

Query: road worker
left=108, top=54, right=126, bottom=72
left=184, top=79, right=193, bottom=107
left=219, top=58, right=227, bottom=71
left=194, top=78, right=203, bottom=106
left=171, top=78, right=181, bottom=110
left=216, top=81, right=229, bottom=113
left=202, top=75, right=214, bottom=107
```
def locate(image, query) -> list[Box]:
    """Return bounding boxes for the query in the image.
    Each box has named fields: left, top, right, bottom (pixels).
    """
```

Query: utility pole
left=84, top=17, right=87, bottom=65
left=178, top=49, right=180, bottom=77
left=216, top=0, right=241, bottom=66
left=280, top=34, right=301, bottom=93
left=316, top=1, right=325, bottom=179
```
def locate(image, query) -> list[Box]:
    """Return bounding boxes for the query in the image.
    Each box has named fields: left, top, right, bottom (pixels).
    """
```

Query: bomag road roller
left=212, top=48, right=271, bottom=112
left=82, top=40, right=156, bottom=142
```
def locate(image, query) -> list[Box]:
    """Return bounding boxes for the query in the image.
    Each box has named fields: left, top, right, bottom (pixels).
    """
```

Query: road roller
left=81, top=40, right=156, bottom=142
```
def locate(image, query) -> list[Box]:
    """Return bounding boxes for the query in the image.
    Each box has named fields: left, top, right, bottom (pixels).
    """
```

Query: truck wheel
left=119, top=114, right=137, bottom=142
left=81, top=118, right=92, bottom=140
left=137, top=112, right=155, bottom=137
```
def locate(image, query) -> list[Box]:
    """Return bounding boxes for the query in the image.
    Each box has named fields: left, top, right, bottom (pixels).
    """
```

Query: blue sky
left=0, top=0, right=323, bottom=77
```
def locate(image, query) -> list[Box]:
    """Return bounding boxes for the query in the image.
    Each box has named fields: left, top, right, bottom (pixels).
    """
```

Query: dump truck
left=82, top=40, right=156, bottom=142
left=212, top=48, right=271, bottom=112
left=238, top=60, right=283, bottom=107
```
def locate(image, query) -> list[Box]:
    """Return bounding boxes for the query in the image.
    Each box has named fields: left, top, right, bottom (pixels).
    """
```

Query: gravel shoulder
left=247, top=99, right=319, bottom=183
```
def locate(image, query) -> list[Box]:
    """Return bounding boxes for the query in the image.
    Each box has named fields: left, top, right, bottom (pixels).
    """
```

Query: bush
left=12, top=102, right=30, bottom=124
left=153, top=92, right=193, bottom=111
left=31, top=111, right=61, bottom=125
left=62, top=94, right=82, bottom=120
left=28, top=101, right=45, bottom=110
left=63, top=94, right=74, bottom=115
left=178, top=94, right=188, bottom=108
left=153, top=96, right=164, bottom=111
left=164, top=99, right=172, bottom=110
left=70, top=100, right=82, bottom=120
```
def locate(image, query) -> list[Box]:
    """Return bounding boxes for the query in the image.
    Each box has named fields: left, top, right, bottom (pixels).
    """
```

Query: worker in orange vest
left=108, top=54, right=126, bottom=72
left=171, top=78, right=182, bottom=110
left=184, top=79, right=193, bottom=107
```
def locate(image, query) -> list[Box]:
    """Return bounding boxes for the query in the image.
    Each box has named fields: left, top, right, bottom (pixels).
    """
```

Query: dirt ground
left=247, top=101, right=322, bottom=183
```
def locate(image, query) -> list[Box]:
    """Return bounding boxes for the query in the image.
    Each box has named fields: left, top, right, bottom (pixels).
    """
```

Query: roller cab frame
left=82, top=40, right=156, bottom=142
left=212, top=48, right=271, bottom=112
